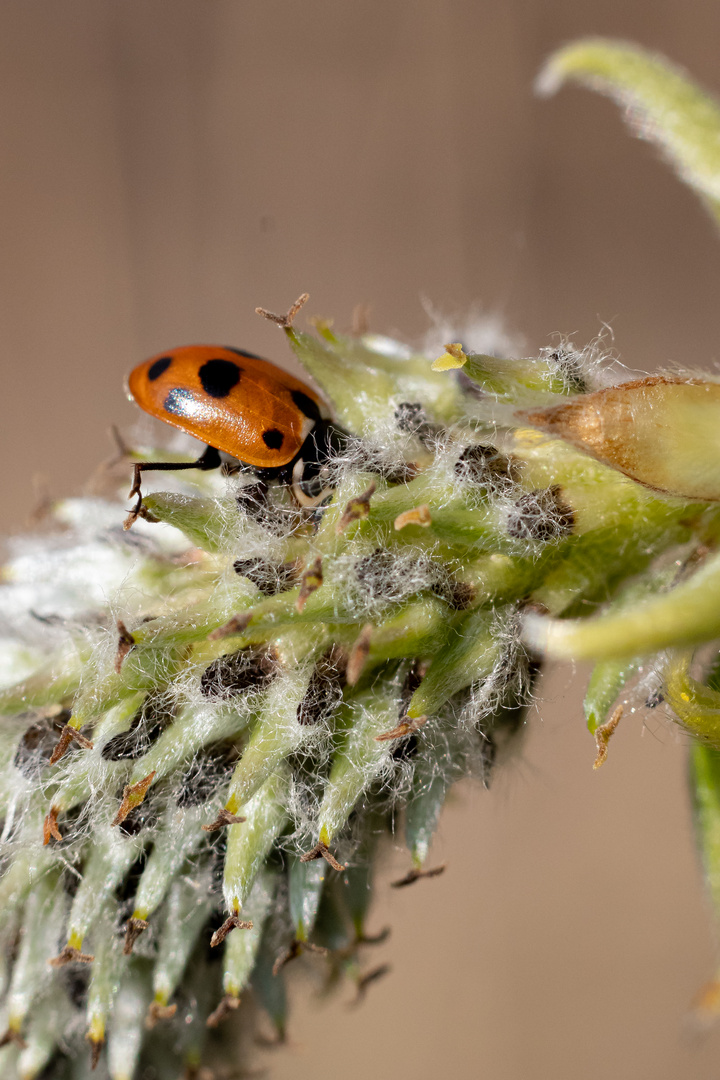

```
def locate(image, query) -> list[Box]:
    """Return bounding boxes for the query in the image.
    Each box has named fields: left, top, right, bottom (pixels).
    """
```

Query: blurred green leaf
left=539, top=38, right=720, bottom=224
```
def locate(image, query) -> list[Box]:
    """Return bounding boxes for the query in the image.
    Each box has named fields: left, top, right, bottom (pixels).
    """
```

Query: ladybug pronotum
left=125, top=345, right=335, bottom=519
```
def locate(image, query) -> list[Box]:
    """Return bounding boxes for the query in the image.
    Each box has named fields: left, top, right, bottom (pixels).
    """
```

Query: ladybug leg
left=125, top=445, right=222, bottom=527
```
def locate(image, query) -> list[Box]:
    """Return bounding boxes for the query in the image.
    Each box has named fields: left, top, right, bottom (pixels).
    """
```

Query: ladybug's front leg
left=124, top=444, right=222, bottom=529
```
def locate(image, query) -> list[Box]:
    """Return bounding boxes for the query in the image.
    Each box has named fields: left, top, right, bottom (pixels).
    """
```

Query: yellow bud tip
left=319, top=824, right=331, bottom=847
left=432, top=342, right=468, bottom=371
left=68, top=930, right=84, bottom=951
left=88, top=1015, right=105, bottom=1043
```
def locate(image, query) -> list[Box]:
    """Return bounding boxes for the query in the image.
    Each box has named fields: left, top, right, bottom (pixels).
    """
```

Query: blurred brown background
left=2, top=2, right=720, bottom=1078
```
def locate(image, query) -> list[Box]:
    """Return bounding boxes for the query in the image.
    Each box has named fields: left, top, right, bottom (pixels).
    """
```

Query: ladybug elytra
left=125, top=345, right=337, bottom=520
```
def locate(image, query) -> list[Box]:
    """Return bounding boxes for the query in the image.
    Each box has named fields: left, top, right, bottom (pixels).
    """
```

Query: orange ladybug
left=125, top=345, right=335, bottom=518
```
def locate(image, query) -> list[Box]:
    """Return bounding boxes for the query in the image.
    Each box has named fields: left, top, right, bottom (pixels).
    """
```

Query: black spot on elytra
left=262, top=428, right=284, bottom=451
left=164, top=387, right=195, bottom=417
left=148, top=356, right=172, bottom=381
left=290, top=389, right=321, bottom=422
left=199, top=358, right=241, bottom=398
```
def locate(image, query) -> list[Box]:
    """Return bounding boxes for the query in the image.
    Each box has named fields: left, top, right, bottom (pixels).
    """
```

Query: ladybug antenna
left=255, top=292, right=309, bottom=329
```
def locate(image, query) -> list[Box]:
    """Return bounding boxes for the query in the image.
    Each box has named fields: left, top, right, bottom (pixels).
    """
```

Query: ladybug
left=125, top=345, right=337, bottom=519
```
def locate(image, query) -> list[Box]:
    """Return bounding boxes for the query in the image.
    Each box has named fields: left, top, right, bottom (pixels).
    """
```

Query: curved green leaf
left=539, top=38, right=720, bottom=223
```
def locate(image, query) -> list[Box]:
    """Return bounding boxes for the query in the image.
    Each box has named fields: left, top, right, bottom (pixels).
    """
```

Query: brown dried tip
left=391, top=864, right=446, bottom=888
left=335, top=481, right=377, bottom=534
left=593, top=704, right=623, bottom=769
left=0, top=1028, right=27, bottom=1050
left=444, top=343, right=466, bottom=361
left=210, top=913, right=254, bottom=948
left=375, top=714, right=427, bottom=742
left=49, top=723, right=94, bottom=766
left=296, top=556, right=323, bottom=613
left=87, top=1034, right=104, bottom=1070
left=145, top=1001, right=178, bottom=1029
left=351, top=302, right=371, bottom=336
left=272, top=939, right=329, bottom=976
left=356, top=926, right=391, bottom=946
left=346, top=624, right=373, bottom=687
left=350, top=963, right=391, bottom=1007
left=300, top=841, right=345, bottom=872
left=206, top=994, right=241, bottom=1029
left=394, top=504, right=432, bottom=531
left=115, top=620, right=136, bottom=673
left=110, top=423, right=132, bottom=461
left=111, top=770, right=156, bottom=827
left=255, top=292, right=309, bottom=329
left=49, top=945, right=95, bottom=967
left=201, top=808, right=247, bottom=832
left=518, top=377, right=720, bottom=503
left=207, top=612, right=252, bottom=641
left=123, top=502, right=159, bottom=532
left=123, top=917, right=149, bottom=955
left=43, top=805, right=62, bottom=846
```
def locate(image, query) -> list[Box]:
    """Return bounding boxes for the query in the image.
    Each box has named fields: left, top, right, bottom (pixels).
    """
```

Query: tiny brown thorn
left=123, top=502, right=159, bottom=531
left=296, top=556, right=323, bottom=613
left=49, top=945, right=95, bottom=967
left=273, top=939, right=302, bottom=975
left=49, top=723, right=93, bottom=766
left=350, top=963, right=391, bottom=1006
left=391, top=864, right=446, bottom=888
left=351, top=302, right=371, bottom=337
left=123, top=917, right=149, bottom=955
left=206, top=994, right=241, bottom=1029
left=202, top=808, right=247, bottom=832
left=375, top=714, right=427, bottom=742
left=210, top=914, right=254, bottom=948
left=115, top=620, right=136, bottom=674
left=272, top=939, right=329, bottom=976
left=87, top=1034, right=104, bottom=1070
left=300, top=841, right=345, bottom=872
left=145, top=1001, right=177, bottom=1029
left=394, top=504, right=432, bottom=531
left=593, top=704, right=623, bottom=769
left=0, top=1028, right=27, bottom=1050
left=43, top=805, right=62, bottom=845
left=356, top=926, right=391, bottom=946
left=255, top=292, right=309, bottom=329
left=111, top=770, right=156, bottom=827
left=346, top=624, right=373, bottom=687
left=110, top=423, right=131, bottom=461
left=335, top=482, right=377, bottom=534
left=208, top=612, right=252, bottom=641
